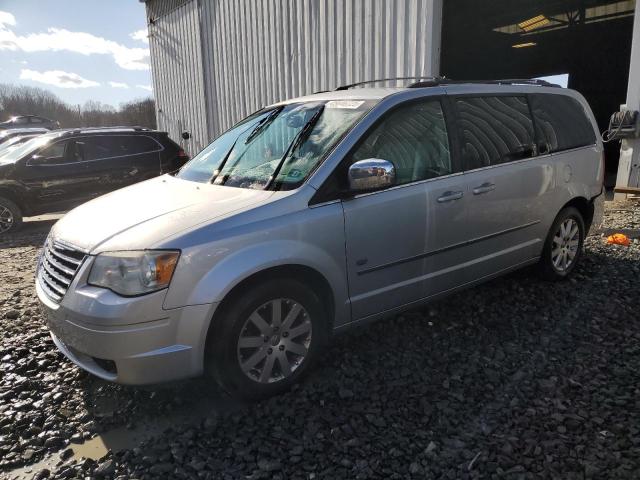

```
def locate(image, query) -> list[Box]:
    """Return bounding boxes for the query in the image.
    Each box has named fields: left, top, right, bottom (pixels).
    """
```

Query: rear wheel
left=539, top=207, right=585, bottom=280
left=0, top=196, right=22, bottom=235
left=207, top=278, right=328, bottom=400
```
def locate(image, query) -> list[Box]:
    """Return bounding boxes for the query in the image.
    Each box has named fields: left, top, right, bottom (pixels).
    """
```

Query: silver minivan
left=36, top=79, right=604, bottom=399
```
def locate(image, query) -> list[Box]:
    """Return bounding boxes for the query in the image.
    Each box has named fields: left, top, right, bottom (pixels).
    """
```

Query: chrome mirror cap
left=348, top=158, right=396, bottom=192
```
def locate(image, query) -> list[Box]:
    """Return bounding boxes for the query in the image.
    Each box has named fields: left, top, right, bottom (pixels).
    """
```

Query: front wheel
left=539, top=207, right=585, bottom=280
left=0, top=196, right=22, bottom=235
left=207, top=278, right=328, bottom=400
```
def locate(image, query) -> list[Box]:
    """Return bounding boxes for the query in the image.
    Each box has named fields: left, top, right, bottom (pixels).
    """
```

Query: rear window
left=530, top=94, right=596, bottom=154
left=455, top=96, right=536, bottom=169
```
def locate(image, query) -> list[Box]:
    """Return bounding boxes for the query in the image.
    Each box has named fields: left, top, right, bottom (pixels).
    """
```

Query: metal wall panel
left=146, top=0, right=442, bottom=149
left=148, top=0, right=209, bottom=153
left=147, top=0, right=191, bottom=20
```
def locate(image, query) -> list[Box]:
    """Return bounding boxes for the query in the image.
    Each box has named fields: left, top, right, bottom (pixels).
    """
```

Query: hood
left=51, top=175, right=276, bottom=252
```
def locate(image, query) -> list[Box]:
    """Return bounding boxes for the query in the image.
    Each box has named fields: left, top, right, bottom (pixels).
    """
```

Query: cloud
left=137, top=84, right=153, bottom=92
left=130, top=29, right=148, bottom=44
left=109, top=81, right=129, bottom=89
left=0, top=11, right=15, bottom=27
left=20, top=69, right=100, bottom=88
left=0, top=12, right=149, bottom=70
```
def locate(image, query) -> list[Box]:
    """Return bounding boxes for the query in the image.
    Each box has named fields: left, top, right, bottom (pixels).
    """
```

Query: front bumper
left=36, top=266, right=217, bottom=385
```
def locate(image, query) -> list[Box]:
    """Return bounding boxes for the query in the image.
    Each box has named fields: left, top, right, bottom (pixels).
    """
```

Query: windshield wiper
left=209, top=135, right=243, bottom=184
left=244, top=106, right=283, bottom=145
left=265, top=105, right=325, bottom=190
left=211, top=107, right=284, bottom=184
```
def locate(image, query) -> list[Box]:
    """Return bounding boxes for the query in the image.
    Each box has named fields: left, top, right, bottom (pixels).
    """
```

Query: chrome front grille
left=37, top=239, right=86, bottom=303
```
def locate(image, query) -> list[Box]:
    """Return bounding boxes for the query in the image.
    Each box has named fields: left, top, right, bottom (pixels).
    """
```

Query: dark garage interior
left=441, top=0, right=636, bottom=186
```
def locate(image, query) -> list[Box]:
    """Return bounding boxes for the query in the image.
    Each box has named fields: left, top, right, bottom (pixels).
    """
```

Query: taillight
left=177, top=148, right=189, bottom=160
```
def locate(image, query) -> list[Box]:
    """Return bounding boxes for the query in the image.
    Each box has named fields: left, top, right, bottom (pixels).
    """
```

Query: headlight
left=88, top=250, right=180, bottom=296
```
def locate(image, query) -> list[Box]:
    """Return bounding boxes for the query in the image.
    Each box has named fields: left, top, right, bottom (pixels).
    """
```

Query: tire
left=539, top=207, right=585, bottom=280
left=0, top=196, right=22, bottom=235
left=207, top=278, right=329, bottom=400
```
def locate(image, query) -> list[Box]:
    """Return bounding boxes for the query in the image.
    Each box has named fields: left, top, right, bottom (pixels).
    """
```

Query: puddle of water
left=72, top=425, right=147, bottom=461
left=7, top=454, right=63, bottom=480
left=7, top=390, right=244, bottom=479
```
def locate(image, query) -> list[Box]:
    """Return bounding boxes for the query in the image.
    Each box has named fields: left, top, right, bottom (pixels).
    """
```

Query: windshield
left=176, top=99, right=375, bottom=190
left=0, top=133, right=59, bottom=162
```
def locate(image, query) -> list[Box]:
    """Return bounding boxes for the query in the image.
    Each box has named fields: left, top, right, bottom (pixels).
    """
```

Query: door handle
left=437, top=190, right=464, bottom=203
left=472, top=182, right=496, bottom=195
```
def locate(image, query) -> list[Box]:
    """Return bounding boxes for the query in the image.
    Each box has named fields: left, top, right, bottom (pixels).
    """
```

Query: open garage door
left=441, top=0, right=636, bottom=187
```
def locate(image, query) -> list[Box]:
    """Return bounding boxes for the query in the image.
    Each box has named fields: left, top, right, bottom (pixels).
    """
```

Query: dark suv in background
left=0, top=115, right=60, bottom=130
left=0, top=127, right=188, bottom=233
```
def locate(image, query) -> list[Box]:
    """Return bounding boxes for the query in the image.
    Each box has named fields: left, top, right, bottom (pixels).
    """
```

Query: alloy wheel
left=236, top=298, right=312, bottom=384
left=0, top=205, right=14, bottom=234
left=551, top=218, right=580, bottom=272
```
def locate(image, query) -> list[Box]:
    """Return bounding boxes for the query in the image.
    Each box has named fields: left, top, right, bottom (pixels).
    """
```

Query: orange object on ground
left=606, top=233, right=631, bottom=246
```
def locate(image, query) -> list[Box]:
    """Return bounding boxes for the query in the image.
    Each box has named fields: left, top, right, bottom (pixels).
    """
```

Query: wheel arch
left=203, top=263, right=337, bottom=368
left=0, top=184, right=26, bottom=213
left=210, top=264, right=335, bottom=333
left=559, top=196, right=593, bottom=232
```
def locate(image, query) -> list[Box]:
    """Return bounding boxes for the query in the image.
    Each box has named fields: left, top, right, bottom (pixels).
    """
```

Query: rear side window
left=30, top=117, right=44, bottom=124
left=455, top=96, right=536, bottom=169
left=80, top=135, right=161, bottom=161
left=122, top=136, right=162, bottom=154
left=530, top=94, right=596, bottom=154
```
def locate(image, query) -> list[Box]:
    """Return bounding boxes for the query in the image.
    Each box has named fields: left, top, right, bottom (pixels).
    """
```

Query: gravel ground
left=1, top=202, right=640, bottom=480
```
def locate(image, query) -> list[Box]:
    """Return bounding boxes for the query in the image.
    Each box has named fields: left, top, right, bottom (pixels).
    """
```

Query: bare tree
left=0, top=83, right=157, bottom=129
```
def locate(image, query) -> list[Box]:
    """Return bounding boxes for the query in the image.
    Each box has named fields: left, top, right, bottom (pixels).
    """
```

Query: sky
left=0, top=0, right=152, bottom=108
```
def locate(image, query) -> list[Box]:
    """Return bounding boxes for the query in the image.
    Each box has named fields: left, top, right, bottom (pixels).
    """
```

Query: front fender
left=163, top=239, right=350, bottom=326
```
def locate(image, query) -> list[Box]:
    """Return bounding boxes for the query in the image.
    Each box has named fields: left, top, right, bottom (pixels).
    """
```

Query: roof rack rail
left=408, top=78, right=560, bottom=88
left=335, top=76, right=444, bottom=91
left=63, top=126, right=153, bottom=135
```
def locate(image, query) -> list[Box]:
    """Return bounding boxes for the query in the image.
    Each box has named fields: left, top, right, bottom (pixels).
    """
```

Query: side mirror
left=348, top=158, right=396, bottom=192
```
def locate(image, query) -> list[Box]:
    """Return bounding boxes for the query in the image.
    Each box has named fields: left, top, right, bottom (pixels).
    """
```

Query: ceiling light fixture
left=518, top=15, right=550, bottom=32
left=512, top=42, right=537, bottom=48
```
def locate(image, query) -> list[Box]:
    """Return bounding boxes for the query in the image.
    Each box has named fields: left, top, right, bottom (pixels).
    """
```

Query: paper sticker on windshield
left=326, top=100, right=365, bottom=109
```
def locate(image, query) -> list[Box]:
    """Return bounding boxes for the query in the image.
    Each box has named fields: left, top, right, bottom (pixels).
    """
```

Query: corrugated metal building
left=144, top=0, right=442, bottom=154
left=143, top=0, right=640, bottom=195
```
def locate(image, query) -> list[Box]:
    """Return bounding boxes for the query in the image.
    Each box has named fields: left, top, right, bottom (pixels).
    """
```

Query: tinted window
left=80, top=135, right=160, bottom=161
left=81, top=137, right=118, bottom=160
left=34, top=140, right=81, bottom=164
left=456, top=96, right=535, bottom=169
left=350, top=99, right=452, bottom=185
left=122, top=136, right=161, bottom=154
left=30, top=117, right=44, bottom=124
left=530, top=94, right=596, bottom=153
left=13, top=117, right=29, bottom=125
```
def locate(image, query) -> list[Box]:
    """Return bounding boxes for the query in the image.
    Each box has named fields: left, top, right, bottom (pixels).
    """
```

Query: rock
left=4, top=309, right=20, bottom=319
left=94, top=459, right=115, bottom=476
left=60, top=447, right=74, bottom=460
left=257, top=459, right=282, bottom=472
left=34, top=469, right=50, bottom=479
left=338, top=388, right=354, bottom=399
left=149, top=462, right=173, bottom=475
left=425, top=441, right=437, bottom=454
